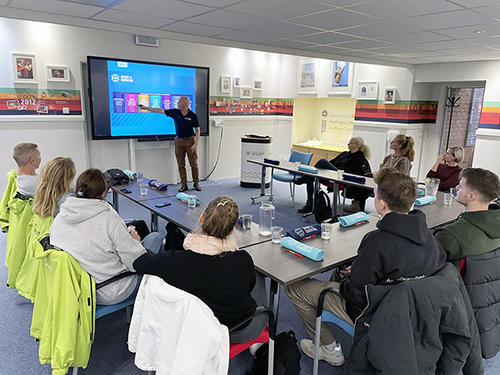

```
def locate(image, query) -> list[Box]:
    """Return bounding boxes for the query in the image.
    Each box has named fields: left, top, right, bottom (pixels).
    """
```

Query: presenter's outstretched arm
left=191, top=127, right=200, bottom=153
left=139, top=104, right=164, bottom=114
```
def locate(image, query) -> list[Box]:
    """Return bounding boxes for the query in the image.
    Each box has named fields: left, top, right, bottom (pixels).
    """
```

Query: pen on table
left=287, top=249, right=304, bottom=258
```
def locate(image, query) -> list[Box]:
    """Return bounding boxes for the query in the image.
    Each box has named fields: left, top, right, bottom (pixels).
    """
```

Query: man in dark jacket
left=286, top=168, right=447, bottom=367
left=434, top=167, right=500, bottom=358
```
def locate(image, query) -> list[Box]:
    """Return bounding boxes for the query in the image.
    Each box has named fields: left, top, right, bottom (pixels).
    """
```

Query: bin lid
left=241, top=135, right=272, bottom=143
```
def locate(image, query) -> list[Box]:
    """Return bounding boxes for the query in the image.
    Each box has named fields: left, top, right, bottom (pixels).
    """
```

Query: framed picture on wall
left=47, top=65, right=70, bottom=82
left=12, top=53, right=37, bottom=83
left=233, top=76, right=241, bottom=88
left=357, top=81, right=379, bottom=100
left=384, top=87, right=397, bottom=104
left=253, top=79, right=263, bottom=90
left=298, top=59, right=317, bottom=94
left=220, top=75, right=231, bottom=94
left=240, top=86, right=252, bottom=99
left=328, top=61, right=354, bottom=96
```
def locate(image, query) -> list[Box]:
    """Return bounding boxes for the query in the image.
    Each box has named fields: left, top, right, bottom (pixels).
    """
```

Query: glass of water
left=187, top=195, right=197, bottom=208
left=271, top=226, right=283, bottom=244
left=137, top=171, right=143, bottom=183
left=139, top=183, right=148, bottom=196
left=443, top=192, right=453, bottom=205
left=241, top=214, right=253, bottom=230
left=321, top=222, right=333, bottom=240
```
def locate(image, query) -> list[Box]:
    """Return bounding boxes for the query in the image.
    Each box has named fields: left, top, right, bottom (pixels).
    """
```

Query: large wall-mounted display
left=87, top=56, right=209, bottom=140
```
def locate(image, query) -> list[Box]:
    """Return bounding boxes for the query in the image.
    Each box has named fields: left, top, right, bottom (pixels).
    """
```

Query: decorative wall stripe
left=0, top=88, right=82, bottom=115
left=355, top=100, right=438, bottom=124
left=479, top=102, right=500, bottom=129
left=209, top=97, right=293, bottom=116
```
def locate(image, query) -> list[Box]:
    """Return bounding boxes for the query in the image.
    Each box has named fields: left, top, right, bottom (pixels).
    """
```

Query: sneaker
left=300, top=339, right=344, bottom=366
left=343, top=201, right=360, bottom=213
left=297, top=203, right=312, bottom=214
left=248, top=342, right=264, bottom=357
left=193, top=183, right=202, bottom=191
left=178, top=185, right=188, bottom=192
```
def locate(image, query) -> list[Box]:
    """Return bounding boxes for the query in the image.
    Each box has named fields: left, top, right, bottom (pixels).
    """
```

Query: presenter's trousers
left=175, top=136, right=199, bottom=186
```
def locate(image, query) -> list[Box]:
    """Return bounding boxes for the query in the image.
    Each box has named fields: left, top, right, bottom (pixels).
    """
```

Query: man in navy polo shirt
left=140, top=96, right=201, bottom=192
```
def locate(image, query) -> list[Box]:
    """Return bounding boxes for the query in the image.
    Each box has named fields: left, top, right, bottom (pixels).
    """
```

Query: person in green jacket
left=434, top=168, right=500, bottom=263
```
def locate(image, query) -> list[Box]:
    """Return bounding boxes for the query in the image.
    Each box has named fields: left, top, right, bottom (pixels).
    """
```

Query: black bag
left=164, top=222, right=186, bottom=252
left=314, top=189, right=333, bottom=224
left=104, top=168, right=130, bottom=187
left=247, top=330, right=301, bottom=375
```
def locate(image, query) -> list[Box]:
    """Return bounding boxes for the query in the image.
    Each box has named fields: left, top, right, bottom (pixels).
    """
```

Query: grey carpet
left=0, top=177, right=498, bottom=374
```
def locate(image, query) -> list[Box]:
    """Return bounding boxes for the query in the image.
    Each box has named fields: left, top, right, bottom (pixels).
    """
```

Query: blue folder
left=286, top=224, right=321, bottom=241
left=280, top=237, right=324, bottom=261
left=338, top=212, right=370, bottom=227
left=414, top=195, right=437, bottom=206
left=298, top=165, right=319, bottom=174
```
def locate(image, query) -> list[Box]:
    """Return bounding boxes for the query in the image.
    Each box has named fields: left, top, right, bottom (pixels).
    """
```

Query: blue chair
left=271, top=151, right=313, bottom=205
left=313, top=288, right=354, bottom=375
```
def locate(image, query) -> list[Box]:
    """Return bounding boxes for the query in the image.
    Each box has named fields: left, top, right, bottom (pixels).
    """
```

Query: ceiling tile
left=333, top=38, right=394, bottom=49
left=242, top=21, right=321, bottom=38
left=382, top=31, right=451, bottom=44
left=473, top=4, right=500, bottom=18
left=440, top=45, right=496, bottom=55
left=291, top=8, right=379, bottom=30
left=0, top=0, right=9, bottom=4
left=316, top=0, right=376, bottom=7
left=160, top=21, right=230, bottom=37
left=260, top=38, right=320, bottom=50
left=292, top=31, right=361, bottom=44
left=301, top=44, right=355, bottom=55
left=186, top=9, right=265, bottom=29
left=413, top=39, right=478, bottom=51
left=64, top=0, right=121, bottom=6
left=336, top=22, right=419, bottom=38
left=399, top=9, right=494, bottom=30
left=92, top=9, right=174, bottom=28
left=113, top=0, right=213, bottom=20
left=431, top=22, right=500, bottom=39
left=449, top=0, right=500, bottom=8
left=347, top=0, right=463, bottom=19
left=370, top=45, right=429, bottom=54
left=184, top=0, right=243, bottom=7
left=226, top=0, right=333, bottom=21
left=10, top=0, right=103, bottom=17
left=215, top=30, right=288, bottom=45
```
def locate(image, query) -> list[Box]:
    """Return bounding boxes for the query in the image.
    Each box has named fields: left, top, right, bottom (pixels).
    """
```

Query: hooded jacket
left=0, top=169, right=17, bottom=232
left=50, top=196, right=147, bottom=305
left=340, top=210, right=447, bottom=321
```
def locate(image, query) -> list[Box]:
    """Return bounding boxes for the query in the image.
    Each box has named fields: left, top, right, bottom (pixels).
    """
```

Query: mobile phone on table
left=155, top=202, right=171, bottom=208
left=120, top=188, right=132, bottom=194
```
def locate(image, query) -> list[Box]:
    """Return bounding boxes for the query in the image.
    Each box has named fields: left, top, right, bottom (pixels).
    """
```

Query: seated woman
left=50, top=168, right=163, bottom=305
left=297, top=137, right=372, bottom=214
left=133, top=196, right=265, bottom=342
left=33, top=157, right=75, bottom=218
left=426, top=146, right=464, bottom=192
left=380, top=134, right=414, bottom=175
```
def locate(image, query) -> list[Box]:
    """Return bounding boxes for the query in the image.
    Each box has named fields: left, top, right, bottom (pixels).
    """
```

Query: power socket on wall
left=211, top=120, right=224, bottom=127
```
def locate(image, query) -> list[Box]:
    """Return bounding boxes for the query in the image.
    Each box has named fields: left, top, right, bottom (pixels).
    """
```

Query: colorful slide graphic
left=107, top=60, right=196, bottom=136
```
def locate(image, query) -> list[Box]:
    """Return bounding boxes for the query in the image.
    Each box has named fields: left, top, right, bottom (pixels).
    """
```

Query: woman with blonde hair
left=133, top=196, right=264, bottom=342
left=380, top=134, right=414, bottom=175
left=33, top=157, right=75, bottom=218
left=426, top=146, right=464, bottom=192
left=297, top=137, right=372, bottom=213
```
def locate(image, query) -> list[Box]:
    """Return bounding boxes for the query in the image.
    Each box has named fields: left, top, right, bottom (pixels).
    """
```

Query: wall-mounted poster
left=233, top=77, right=241, bottom=87
left=240, top=87, right=252, bottom=99
left=220, top=75, right=231, bottom=94
left=328, top=61, right=354, bottom=96
left=47, top=65, right=70, bottom=82
left=253, top=79, right=262, bottom=90
left=298, top=59, right=317, bottom=94
left=12, top=53, right=37, bottom=83
left=357, top=81, right=379, bottom=100
left=384, top=87, right=397, bottom=104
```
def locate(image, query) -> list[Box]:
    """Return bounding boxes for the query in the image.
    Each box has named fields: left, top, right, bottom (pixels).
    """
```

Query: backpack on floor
left=247, top=330, right=301, bottom=375
left=314, top=189, right=333, bottom=224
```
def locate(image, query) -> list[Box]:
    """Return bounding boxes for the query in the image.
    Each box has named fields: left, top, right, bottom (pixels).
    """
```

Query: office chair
left=272, top=150, right=313, bottom=206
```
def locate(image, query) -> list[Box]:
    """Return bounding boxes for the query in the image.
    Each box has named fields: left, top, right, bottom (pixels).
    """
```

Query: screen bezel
left=87, top=55, right=209, bottom=140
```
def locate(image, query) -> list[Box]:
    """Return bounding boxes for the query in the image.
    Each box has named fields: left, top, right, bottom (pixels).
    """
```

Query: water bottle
left=259, top=201, right=275, bottom=236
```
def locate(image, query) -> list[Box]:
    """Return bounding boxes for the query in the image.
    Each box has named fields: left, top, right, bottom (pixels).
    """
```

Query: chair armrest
left=316, top=288, right=342, bottom=318
left=229, top=305, right=275, bottom=339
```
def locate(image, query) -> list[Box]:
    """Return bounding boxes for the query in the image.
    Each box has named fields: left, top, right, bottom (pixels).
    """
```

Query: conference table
left=417, top=191, right=465, bottom=229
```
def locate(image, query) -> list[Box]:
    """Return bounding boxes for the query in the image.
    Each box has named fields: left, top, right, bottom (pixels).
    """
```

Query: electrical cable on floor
left=201, top=126, right=224, bottom=181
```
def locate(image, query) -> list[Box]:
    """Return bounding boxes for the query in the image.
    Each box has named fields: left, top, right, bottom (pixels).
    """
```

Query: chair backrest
left=289, top=150, right=313, bottom=166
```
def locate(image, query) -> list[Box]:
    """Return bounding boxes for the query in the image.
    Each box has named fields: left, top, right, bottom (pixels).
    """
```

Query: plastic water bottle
left=259, top=201, right=275, bottom=236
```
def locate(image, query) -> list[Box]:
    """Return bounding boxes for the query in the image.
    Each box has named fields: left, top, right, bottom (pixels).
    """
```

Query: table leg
left=151, top=212, right=158, bottom=232
left=268, top=279, right=280, bottom=328
left=333, top=183, right=339, bottom=217
left=113, top=190, right=119, bottom=213
left=251, top=165, right=272, bottom=203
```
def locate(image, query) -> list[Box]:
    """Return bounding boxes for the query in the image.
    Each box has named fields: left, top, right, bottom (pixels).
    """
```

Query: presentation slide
left=107, top=60, right=196, bottom=136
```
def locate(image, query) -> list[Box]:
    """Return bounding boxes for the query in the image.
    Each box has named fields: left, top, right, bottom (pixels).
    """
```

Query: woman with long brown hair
left=380, top=134, right=414, bottom=175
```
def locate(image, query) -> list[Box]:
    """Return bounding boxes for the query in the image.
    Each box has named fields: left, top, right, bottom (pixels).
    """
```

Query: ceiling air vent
left=135, top=34, right=159, bottom=47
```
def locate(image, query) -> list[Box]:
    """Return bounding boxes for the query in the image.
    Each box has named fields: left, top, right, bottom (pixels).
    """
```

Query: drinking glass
left=137, top=171, right=144, bottom=183
left=241, top=214, right=253, bottom=230
left=139, top=183, right=148, bottom=196
left=321, top=222, right=333, bottom=240
left=443, top=192, right=453, bottom=205
left=271, top=226, right=283, bottom=244
left=187, top=195, right=197, bottom=208
left=450, top=187, right=457, bottom=198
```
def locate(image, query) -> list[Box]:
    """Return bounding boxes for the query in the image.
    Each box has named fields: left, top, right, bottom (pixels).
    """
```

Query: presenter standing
left=140, top=96, right=201, bottom=192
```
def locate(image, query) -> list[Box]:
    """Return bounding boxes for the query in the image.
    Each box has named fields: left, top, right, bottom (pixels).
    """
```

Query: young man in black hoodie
left=286, top=168, right=447, bottom=366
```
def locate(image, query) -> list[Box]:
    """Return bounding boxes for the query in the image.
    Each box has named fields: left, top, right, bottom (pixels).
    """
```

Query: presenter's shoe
left=297, top=202, right=312, bottom=214
left=193, top=183, right=202, bottom=191
left=178, top=185, right=188, bottom=192
left=300, top=339, right=345, bottom=366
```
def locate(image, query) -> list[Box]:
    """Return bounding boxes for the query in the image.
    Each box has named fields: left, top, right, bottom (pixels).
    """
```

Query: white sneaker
left=300, top=339, right=345, bottom=366
left=249, top=342, right=264, bottom=357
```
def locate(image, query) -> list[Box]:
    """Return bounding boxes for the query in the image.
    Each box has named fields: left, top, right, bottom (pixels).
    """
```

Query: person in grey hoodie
left=50, top=168, right=163, bottom=305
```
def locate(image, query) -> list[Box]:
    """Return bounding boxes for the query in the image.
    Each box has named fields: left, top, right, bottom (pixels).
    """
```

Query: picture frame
left=384, top=87, right=397, bottom=104
left=12, top=53, right=37, bottom=83
left=253, top=79, right=263, bottom=90
left=298, top=59, right=317, bottom=94
left=233, top=77, right=241, bottom=88
left=328, top=61, right=354, bottom=96
left=220, top=75, right=231, bottom=94
left=47, top=65, right=70, bottom=82
left=240, top=86, right=252, bottom=99
left=357, top=81, right=379, bottom=100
